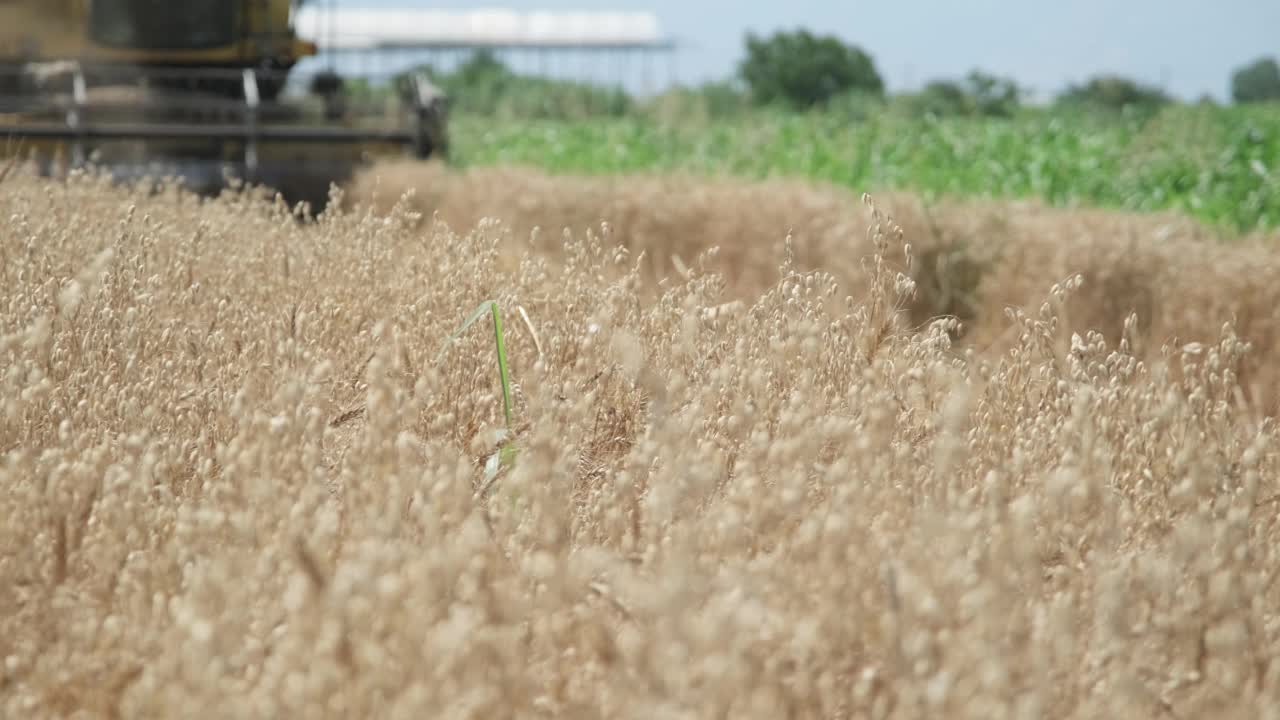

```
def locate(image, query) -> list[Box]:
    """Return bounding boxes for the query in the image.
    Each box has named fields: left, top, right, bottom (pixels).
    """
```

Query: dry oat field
left=3, top=160, right=1280, bottom=719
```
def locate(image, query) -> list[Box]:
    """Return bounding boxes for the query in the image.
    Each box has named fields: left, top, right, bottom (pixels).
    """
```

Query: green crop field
left=447, top=104, right=1280, bottom=233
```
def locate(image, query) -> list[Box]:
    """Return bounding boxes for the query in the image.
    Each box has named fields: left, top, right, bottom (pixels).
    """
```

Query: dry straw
left=1, top=164, right=1278, bottom=718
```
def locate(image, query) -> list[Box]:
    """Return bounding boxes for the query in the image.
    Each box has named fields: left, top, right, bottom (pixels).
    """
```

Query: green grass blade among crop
left=437, top=299, right=518, bottom=482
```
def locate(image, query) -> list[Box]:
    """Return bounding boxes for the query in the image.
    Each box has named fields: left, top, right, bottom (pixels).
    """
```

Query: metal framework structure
left=294, top=6, right=678, bottom=92
left=295, top=7, right=674, bottom=51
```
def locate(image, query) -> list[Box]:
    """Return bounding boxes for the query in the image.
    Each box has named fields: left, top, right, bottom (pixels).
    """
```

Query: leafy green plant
left=436, top=299, right=517, bottom=486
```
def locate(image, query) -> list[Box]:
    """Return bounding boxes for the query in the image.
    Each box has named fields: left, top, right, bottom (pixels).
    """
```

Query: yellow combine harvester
left=0, top=0, right=448, bottom=210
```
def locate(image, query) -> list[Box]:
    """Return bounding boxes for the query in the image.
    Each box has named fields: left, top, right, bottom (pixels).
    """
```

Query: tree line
left=733, top=29, right=1280, bottom=116
left=374, top=30, right=1280, bottom=121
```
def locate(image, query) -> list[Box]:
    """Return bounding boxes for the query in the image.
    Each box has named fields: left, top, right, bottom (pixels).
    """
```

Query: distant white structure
left=295, top=7, right=675, bottom=51
left=293, top=6, right=678, bottom=94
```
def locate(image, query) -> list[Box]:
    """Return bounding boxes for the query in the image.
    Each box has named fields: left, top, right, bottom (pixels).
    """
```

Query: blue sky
left=341, top=1, right=1280, bottom=101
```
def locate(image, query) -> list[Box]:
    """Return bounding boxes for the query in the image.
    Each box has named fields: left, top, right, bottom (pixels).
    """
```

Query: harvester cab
left=0, top=0, right=448, bottom=211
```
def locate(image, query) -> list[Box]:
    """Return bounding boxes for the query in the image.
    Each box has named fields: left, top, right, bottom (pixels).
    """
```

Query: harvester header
left=0, top=0, right=448, bottom=210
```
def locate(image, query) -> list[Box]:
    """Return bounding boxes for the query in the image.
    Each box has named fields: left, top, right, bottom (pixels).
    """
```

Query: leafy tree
left=900, top=70, right=1023, bottom=118
left=1056, top=74, right=1171, bottom=113
left=909, top=79, right=971, bottom=117
left=738, top=29, right=883, bottom=109
left=1231, top=57, right=1280, bottom=104
left=963, top=70, right=1022, bottom=117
